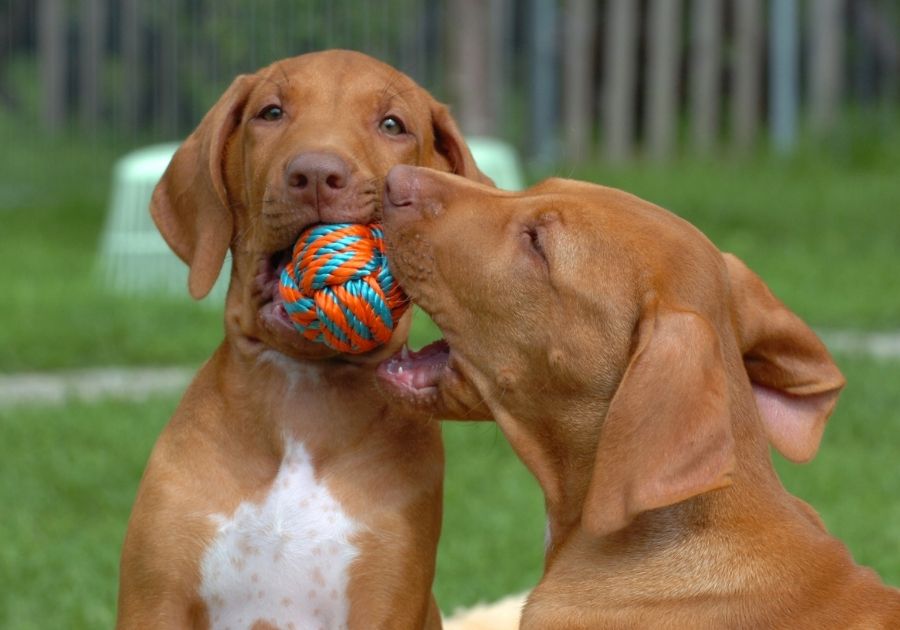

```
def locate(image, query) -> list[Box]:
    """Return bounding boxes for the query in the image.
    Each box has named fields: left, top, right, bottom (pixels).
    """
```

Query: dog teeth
left=401, top=344, right=410, bottom=361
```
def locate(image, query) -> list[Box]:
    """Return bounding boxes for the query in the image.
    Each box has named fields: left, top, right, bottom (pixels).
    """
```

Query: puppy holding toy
left=116, top=51, right=492, bottom=630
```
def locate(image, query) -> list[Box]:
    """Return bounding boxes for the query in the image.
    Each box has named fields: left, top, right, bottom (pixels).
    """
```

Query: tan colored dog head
left=378, top=167, right=844, bottom=536
left=151, top=50, right=490, bottom=362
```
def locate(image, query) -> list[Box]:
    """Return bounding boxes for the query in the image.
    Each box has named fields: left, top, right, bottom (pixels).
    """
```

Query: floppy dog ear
left=582, top=303, right=736, bottom=538
left=151, top=74, right=256, bottom=299
left=428, top=102, right=495, bottom=186
left=723, top=254, right=845, bottom=463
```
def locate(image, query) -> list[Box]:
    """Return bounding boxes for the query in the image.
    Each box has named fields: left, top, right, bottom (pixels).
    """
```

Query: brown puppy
left=116, top=51, right=489, bottom=629
left=378, top=166, right=900, bottom=629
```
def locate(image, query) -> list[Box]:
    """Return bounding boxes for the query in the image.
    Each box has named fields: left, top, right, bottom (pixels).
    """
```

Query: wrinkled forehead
left=522, top=183, right=685, bottom=250
left=531, top=182, right=728, bottom=303
left=253, top=52, right=426, bottom=112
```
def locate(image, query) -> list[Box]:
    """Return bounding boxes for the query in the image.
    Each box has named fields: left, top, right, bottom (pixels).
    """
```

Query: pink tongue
left=382, top=340, right=449, bottom=390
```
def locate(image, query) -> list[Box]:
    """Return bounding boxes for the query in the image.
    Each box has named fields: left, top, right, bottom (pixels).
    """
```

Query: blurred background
left=1, top=0, right=899, bottom=627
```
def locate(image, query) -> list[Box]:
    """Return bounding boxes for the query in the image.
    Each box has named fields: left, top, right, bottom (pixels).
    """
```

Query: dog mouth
left=253, top=232, right=411, bottom=362
left=254, top=245, right=336, bottom=356
left=257, top=247, right=294, bottom=321
left=376, top=338, right=454, bottom=407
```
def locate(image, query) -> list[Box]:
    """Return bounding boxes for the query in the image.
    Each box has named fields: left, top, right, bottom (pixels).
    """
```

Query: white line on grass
left=818, top=330, right=900, bottom=361
left=0, top=331, right=898, bottom=408
left=0, top=366, right=195, bottom=408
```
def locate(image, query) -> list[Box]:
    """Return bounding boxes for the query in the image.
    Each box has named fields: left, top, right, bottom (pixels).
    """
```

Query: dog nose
left=383, top=165, right=442, bottom=223
left=285, top=152, right=351, bottom=208
left=384, top=165, right=420, bottom=209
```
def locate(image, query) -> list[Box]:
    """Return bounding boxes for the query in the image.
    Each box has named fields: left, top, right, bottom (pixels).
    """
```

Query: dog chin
left=255, top=302, right=341, bottom=361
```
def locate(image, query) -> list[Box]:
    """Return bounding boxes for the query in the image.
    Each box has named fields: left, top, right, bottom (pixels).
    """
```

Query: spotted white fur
left=199, top=439, right=360, bottom=630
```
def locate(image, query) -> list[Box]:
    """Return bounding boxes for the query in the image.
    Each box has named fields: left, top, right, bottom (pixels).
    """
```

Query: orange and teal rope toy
left=278, top=223, right=409, bottom=354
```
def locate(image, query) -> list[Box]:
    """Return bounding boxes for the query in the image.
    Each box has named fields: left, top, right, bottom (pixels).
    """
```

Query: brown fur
left=380, top=167, right=900, bottom=629
left=116, top=51, right=490, bottom=629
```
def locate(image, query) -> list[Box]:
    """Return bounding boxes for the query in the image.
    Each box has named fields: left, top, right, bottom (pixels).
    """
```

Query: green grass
left=0, top=124, right=222, bottom=372
left=1, top=355, right=897, bottom=627
left=0, top=397, right=178, bottom=629
left=561, top=143, right=900, bottom=330
left=775, top=355, right=900, bottom=580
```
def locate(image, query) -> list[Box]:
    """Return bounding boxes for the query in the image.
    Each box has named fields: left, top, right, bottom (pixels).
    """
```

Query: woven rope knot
left=278, top=223, right=409, bottom=354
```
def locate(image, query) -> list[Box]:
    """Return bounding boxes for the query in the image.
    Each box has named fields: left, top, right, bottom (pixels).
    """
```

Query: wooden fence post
left=529, top=0, right=559, bottom=165
left=121, top=0, right=141, bottom=136
left=563, top=0, right=596, bottom=163
left=769, top=0, right=799, bottom=153
left=79, top=0, right=106, bottom=133
left=602, top=0, right=640, bottom=162
left=645, top=0, right=683, bottom=161
left=809, top=0, right=845, bottom=133
left=488, top=0, right=513, bottom=138
left=38, top=0, right=66, bottom=133
left=689, top=0, right=723, bottom=154
left=732, top=0, right=763, bottom=152
left=451, top=0, right=492, bottom=136
left=159, top=0, right=179, bottom=137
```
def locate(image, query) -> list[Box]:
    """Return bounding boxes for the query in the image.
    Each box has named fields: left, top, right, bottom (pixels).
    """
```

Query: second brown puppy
left=378, top=166, right=900, bottom=629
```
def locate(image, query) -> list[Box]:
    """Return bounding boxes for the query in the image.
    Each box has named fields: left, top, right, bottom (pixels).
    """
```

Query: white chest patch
left=199, top=439, right=360, bottom=630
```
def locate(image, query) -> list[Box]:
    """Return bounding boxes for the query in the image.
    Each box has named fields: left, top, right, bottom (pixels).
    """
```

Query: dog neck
left=533, top=389, right=866, bottom=615
left=190, top=320, right=399, bottom=464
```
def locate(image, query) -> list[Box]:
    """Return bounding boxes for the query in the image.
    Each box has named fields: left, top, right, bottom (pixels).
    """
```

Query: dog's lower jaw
left=253, top=302, right=343, bottom=361
left=223, top=256, right=338, bottom=362
left=221, top=281, right=416, bottom=371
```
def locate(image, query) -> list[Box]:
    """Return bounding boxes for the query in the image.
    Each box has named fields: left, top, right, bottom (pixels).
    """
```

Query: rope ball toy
left=278, top=223, right=410, bottom=354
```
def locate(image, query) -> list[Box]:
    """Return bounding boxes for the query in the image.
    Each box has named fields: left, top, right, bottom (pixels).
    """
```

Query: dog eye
left=257, top=105, right=283, bottom=122
left=379, top=116, right=406, bottom=136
